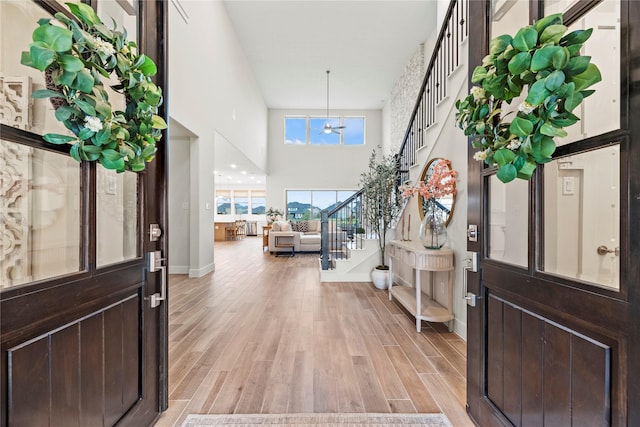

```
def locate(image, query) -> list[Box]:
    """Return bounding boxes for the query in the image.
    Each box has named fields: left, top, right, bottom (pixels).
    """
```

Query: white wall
left=266, top=109, right=380, bottom=211
left=169, top=1, right=267, bottom=172
left=168, top=136, right=191, bottom=274
left=169, top=0, right=268, bottom=276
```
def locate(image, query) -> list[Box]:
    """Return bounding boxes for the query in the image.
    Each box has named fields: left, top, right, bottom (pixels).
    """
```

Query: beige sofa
left=268, top=220, right=347, bottom=254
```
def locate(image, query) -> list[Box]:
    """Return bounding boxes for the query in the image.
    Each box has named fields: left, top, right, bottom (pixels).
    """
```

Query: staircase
left=320, top=0, right=469, bottom=282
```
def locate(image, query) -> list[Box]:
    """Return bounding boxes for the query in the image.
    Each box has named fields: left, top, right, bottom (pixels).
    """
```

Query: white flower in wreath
left=473, top=149, right=489, bottom=161
left=507, top=139, right=522, bottom=150
left=88, top=34, right=116, bottom=56
left=84, top=116, right=103, bottom=132
left=518, top=101, right=536, bottom=115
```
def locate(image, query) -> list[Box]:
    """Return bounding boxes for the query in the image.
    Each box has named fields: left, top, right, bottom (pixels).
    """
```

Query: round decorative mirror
left=418, top=158, right=456, bottom=226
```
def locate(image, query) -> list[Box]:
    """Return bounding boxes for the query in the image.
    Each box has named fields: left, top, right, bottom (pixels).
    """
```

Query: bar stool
left=225, top=224, right=237, bottom=240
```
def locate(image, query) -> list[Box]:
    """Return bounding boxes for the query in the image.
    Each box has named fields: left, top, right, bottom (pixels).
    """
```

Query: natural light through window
left=286, top=190, right=356, bottom=220
left=285, top=116, right=365, bottom=145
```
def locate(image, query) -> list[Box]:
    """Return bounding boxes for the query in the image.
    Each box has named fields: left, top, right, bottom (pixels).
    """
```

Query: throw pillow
left=290, top=221, right=299, bottom=232
left=279, top=221, right=292, bottom=232
left=297, top=220, right=309, bottom=232
left=307, top=220, right=320, bottom=232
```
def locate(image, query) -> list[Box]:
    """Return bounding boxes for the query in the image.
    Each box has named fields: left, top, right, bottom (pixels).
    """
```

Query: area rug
left=182, top=413, right=452, bottom=427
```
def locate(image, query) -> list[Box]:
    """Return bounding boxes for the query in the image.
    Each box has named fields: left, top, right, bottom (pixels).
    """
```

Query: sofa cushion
left=300, top=234, right=321, bottom=245
left=272, top=221, right=291, bottom=232
left=307, top=220, right=320, bottom=233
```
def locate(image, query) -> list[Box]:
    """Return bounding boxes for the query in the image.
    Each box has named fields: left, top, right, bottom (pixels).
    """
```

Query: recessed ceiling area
left=214, top=136, right=266, bottom=187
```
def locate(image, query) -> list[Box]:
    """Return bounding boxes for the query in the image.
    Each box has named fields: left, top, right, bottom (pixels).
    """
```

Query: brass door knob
left=597, top=245, right=620, bottom=256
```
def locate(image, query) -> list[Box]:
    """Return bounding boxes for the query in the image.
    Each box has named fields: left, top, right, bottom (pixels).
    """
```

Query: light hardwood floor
left=154, top=237, right=475, bottom=426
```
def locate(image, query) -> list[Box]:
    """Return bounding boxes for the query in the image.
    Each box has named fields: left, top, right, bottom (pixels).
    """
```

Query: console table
left=387, top=240, right=454, bottom=332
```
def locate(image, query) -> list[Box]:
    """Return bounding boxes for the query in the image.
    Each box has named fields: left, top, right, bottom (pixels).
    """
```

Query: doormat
left=182, top=413, right=452, bottom=427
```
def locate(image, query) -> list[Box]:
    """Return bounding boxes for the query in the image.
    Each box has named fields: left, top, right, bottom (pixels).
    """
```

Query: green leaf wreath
left=20, top=2, right=167, bottom=172
left=455, top=13, right=602, bottom=183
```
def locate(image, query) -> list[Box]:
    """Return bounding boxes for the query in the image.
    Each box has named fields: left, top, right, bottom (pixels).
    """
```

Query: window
left=285, top=116, right=365, bottom=145
left=216, top=189, right=265, bottom=216
left=287, top=190, right=312, bottom=219
left=343, top=117, right=366, bottom=145
left=216, top=190, right=232, bottom=215
left=234, top=190, right=249, bottom=215
left=285, top=117, right=307, bottom=145
left=0, top=140, right=81, bottom=288
left=286, top=190, right=356, bottom=220
left=251, top=190, right=266, bottom=214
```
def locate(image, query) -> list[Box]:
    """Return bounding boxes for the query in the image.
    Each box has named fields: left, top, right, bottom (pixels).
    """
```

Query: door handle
left=596, top=245, right=620, bottom=256
left=147, top=250, right=167, bottom=308
left=463, top=251, right=479, bottom=307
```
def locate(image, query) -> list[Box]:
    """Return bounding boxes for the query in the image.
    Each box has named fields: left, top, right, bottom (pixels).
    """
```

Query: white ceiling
left=214, top=0, right=438, bottom=185
left=223, top=0, right=437, bottom=110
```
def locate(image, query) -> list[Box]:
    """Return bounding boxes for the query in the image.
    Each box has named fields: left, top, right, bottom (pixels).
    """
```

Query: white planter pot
left=371, top=268, right=389, bottom=290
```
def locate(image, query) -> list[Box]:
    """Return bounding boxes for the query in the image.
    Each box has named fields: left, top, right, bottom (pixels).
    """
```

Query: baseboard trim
left=169, top=265, right=189, bottom=275
left=189, top=262, right=215, bottom=278
left=454, top=317, right=467, bottom=340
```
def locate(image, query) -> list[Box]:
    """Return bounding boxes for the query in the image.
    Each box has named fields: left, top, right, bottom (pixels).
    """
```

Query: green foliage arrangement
left=360, top=150, right=403, bottom=269
left=455, top=13, right=601, bottom=183
left=20, top=2, right=167, bottom=172
left=266, top=207, right=284, bottom=223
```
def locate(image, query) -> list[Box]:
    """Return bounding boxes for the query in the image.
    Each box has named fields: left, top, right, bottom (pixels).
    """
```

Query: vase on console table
left=418, top=198, right=447, bottom=249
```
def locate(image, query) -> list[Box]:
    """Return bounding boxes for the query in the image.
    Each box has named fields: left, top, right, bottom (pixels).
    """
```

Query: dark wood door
left=466, top=1, right=640, bottom=426
left=0, top=1, right=168, bottom=426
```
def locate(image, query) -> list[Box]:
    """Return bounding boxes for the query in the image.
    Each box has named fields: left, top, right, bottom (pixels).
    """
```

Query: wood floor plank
left=261, top=382, right=290, bottom=414
left=209, top=341, right=261, bottom=413
left=234, top=360, right=274, bottom=413
left=386, top=324, right=437, bottom=374
left=161, top=238, right=473, bottom=425
left=313, top=368, right=339, bottom=413
left=384, top=346, right=441, bottom=413
left=428, top=356, right=467, bottom=405
left=327, top=315, right=365, bottom=413
left=361, top=334, right=409, bottom=400
left=352, top=355, right=391, bottom=413
left=420, top=373, right=476, bottom=427
left=388, top=399, right=417, bottom=413
left=394, top=313, right=467, bottom=377
left=178, top=370, right=228, bottom=417
left=340, top=314, right=368, bottom=356
left=289, top=351, right=314, bottom=413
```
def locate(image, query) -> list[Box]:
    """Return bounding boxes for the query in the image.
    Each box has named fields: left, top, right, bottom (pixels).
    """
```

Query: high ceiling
left=215, top=0, right=437, bottom=185
left=223, top=0, right=437, bottom=110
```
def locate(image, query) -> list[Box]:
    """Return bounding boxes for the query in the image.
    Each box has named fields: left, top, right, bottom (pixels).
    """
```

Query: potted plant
left=266, top=207, right=284, bottom=224
left=360, top=150, right=403, bottom=289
